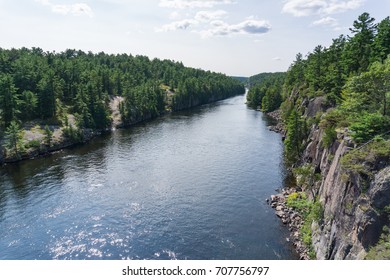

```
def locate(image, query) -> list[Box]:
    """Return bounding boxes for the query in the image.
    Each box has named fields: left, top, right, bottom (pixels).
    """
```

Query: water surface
left=0, top=95, right=298, bottom=260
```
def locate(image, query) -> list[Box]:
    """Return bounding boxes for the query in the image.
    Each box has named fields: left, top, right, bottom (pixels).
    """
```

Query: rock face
left=270, top=96, right=390, bottom=259
left=298, top=100, right=390, bottom=259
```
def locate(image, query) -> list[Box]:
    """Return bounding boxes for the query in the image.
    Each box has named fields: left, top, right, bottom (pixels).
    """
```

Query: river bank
left=266, top=110, right=312, bottom=260
left=0, top=94, right=297, bottom=260
left=1, top=93, right=246, bottom=165
left=269, top=189, right=310, bottom=260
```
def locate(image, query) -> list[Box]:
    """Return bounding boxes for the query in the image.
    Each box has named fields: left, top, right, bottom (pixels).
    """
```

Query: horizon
left=0, top=0, right=389, bottom=76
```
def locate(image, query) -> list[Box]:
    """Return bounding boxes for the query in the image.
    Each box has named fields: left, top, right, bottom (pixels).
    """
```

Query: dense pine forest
left=248, top=13, right=390, bottom=259
left=247, top=72, right=286, bottom=112
left=248, top=12, right=390, bottom=157
left=0, top=48, right=244, bottom=161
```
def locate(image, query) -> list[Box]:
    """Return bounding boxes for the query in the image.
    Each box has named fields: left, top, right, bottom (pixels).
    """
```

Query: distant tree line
left=247, top=72, right=286, bottom=112
left=0, top=48, right=244, bottom=131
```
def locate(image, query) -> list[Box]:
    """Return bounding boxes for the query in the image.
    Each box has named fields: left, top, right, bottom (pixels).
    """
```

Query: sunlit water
left=0, top=95, right=298, bottom=260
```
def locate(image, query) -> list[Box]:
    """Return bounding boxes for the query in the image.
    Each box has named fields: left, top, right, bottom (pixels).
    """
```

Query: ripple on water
left=0, top=95, right=299, bottom=260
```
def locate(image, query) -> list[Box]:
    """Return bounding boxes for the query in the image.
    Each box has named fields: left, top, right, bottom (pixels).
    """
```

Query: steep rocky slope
left=292, top=97, right=390, bottom=259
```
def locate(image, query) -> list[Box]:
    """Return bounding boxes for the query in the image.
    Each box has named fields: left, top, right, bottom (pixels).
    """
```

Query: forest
left=247, top=72, right=286, bottom=112
left=248, top=12, right=390, bottom=158
left=247, top=12, right=390, bottom=259
left=0, top=48, right=245, bottom=160
left=281, top=12, right=390, bottom=163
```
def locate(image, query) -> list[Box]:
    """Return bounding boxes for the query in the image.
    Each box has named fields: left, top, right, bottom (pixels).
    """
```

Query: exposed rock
left=305, top=129, right=389, bottom=259
left=369, top=167, right=390, bottom=209
left=270, top=188, right=310, bottom=260
left=272, top=106, right=389, bottom=260
left=305, top=96, right=327, bottom=118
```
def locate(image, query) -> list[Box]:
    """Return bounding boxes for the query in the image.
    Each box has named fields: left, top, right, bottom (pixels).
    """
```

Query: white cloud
left=195, top=10, right=227, bottom=22
left=200, top=19, right=271, bottom=38
left=169, top=11, right=181, bottom=20
left=156, top=19, right=199, bottom=32
left=312, top=16, right=338, bottom=26
left=322, top=0, right=364, bottom=14
left=36, top=0, right=93, bottom=17
left=159, top=0, right=234, bottom=9
left=273, top=57, right=282, bottom=61
left=282, top=0, right=364, bottom=17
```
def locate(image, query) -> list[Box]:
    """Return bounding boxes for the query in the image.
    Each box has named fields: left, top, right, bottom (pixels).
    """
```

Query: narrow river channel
left=0, top=94, right=298, bottom=260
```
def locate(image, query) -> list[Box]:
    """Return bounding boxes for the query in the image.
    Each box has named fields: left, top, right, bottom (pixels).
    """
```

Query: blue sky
left=0, top=0, right=389, bottom=76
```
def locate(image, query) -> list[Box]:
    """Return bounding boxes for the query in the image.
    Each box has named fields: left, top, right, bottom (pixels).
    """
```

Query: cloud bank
left=199, top=19, right=271, bottom=38
left=157, top=0, right=271, bottom=38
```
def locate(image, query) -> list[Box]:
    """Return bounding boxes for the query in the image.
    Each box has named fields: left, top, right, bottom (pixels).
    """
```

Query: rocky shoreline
left=266, top=109, right=311, bottom=259
left=269, top=189, right=311, bottom=260
left=0, top=128, right=103, bottom=165
left=266, top=109, right=285, bottom=134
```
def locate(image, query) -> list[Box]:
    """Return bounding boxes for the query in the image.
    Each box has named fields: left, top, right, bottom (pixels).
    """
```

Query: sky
left=0, top=0, right=389, bottom=76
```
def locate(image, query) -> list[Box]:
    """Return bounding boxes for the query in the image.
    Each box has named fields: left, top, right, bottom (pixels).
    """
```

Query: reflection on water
left=0, top=95, right=298, bottom=260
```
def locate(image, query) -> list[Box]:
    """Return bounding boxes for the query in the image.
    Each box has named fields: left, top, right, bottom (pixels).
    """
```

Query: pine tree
left=0, top=74, right=19, bottom=126
left=5, top=121, right=24, bottom=158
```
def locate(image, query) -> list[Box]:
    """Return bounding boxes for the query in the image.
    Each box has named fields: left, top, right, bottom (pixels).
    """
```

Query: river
left=0, top=94, right=298, bottom=260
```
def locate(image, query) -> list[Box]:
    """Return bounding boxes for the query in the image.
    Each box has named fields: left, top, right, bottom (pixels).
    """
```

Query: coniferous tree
left=0, top=74, right=19, bottom=126
left=4, top=120, right=24, bottom=158
left=344, top=12, right=376, bottom=74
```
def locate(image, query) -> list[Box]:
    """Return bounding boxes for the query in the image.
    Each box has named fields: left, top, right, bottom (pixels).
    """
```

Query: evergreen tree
left=374, top=17, right=390, bottom=63
left=37, top=70, right=63, bottom=119
left=344, top=12, right=376, bottom=74
left=19, top=90, right=38, bottom=120
left=44, top=125, right=53, bottom=146
left=284, top=109, right=304, bottom=163
left=0, top=74, right=19, bottom=126
left=4, top=121, right=24, bottom=158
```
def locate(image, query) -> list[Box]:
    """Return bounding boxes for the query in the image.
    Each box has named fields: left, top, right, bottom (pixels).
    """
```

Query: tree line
left=266, top=13, right=390, bottom=258
left=282, top=13, right=390, bottom=163
left=246, top=72, right=285, bottom=112
left=246, top=13, right=390, bottom=163
left=0, top=48, right=245, bottom=158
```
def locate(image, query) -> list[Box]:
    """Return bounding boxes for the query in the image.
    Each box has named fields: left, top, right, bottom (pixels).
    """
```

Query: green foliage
left=366, top=226, right=390, bottom=260
left=341, top=139, right=390, bottom=176
left=280, top=13, right=390, bottom=170
left=286, top=191, right=324, bottom=257
left=26, top=139, right=41, bottom=149
left=344, top=12, right=376, bottom=74
left=287, top=192, right=310, bottom=212
left=0, top=74, right=19, bottom=126
left=19, top=90, right=38, bottom=120
left=44, top=125, right=53, bottom=146
left=0, top=47, right=244, bottom=132
left=373, top=17, right=390, bottom=63
left=293, top=164, right=321, bottom=197
left=322, top=126, right=337, bottom=148
left=342, top=59, right=390, bottom=118
left=247, top=72, right=285, bottom=111
left=284, top=109, right=306, bottom=163
left=319, top=109, right=346, bottom=129
left=63, top=125, right=82, bottom=143
left=4, top=121, right=24, bottom=157
left=349, top=113, right=390, bottom=143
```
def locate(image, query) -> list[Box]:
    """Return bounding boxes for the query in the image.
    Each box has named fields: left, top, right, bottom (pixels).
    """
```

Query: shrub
left=26, top=139, right=41, bottom=149
left=322, top=126, right=337, bottom=148
left=366, top=226, right=390, bottom=260
left=349, top=113, right=390, bottom=143
left=341, top=139, right=390, bottom=176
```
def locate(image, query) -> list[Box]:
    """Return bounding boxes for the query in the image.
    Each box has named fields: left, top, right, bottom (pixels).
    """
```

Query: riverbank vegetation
left=0, top=48, right=244, bottom=162
left=249, top=13, right=390, bottom=259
